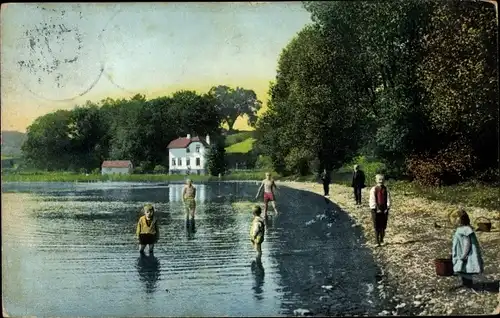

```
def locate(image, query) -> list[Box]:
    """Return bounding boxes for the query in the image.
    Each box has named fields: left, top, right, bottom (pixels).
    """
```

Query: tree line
left=21, top=86, right=261, bottom=174
left=255, top=0, right=498, bottom=186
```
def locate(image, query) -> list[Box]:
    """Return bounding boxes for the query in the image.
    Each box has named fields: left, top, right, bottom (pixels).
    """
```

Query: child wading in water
left=255, top=172, right=279, bottom=218
left=136, top=204, right=159, bottom=255
left=452, top=209, right=484, bottom=288
left=183, top=179, right=197, bottom=230
left=250, top=206, right=265, bottom=262
left=369, top=174, right=392, bottom=247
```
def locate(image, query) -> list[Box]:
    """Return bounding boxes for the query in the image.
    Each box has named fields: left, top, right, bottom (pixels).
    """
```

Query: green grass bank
left=1, top=170, right=271, bottom=183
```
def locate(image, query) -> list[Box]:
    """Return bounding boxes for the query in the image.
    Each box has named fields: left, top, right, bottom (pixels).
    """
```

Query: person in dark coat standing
left=320, top=168, right=331, bottom=197
left=351, top=164, right=366, bottom=205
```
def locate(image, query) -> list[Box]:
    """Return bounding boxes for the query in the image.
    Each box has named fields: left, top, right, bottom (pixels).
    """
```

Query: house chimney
left=206, top=134, right=210, bottom=145
left=187, top=134, right=191, bottom=139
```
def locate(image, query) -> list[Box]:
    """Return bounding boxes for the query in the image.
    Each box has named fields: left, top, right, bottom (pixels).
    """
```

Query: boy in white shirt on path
left=369, top=174, right=392, bottom=247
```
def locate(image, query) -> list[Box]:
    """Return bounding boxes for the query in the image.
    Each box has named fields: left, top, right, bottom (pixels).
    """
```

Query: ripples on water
left=2, top=182, right=381, bottom=316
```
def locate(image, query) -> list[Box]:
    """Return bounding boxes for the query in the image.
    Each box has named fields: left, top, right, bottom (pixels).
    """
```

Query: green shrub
left=406, top=141, right=476, bottom=186
left=343, top=156, right=387, bottom=184
left=134, top=166, right=144, bottom=174
left=153, top=165, right=167, bottom=174
left=205, top=143, right=227, bottom=176
left=284, top=148, right=315, bottom=176
left=255, top=155, right=273, bottom=170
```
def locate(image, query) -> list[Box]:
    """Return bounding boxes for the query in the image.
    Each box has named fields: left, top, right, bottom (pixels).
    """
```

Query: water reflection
left=251, top=259, right=265, bottom=301
left=264, top=215, right=274, bottom=230
left=272, top=189, right=380, bottom=315
left=186, top=218, right=196, bottom=240
left=136, top=254, right=161, bottom=294
left=2, top=182, right=380, bottom=317
left=323, top=197, right=331, bottom=207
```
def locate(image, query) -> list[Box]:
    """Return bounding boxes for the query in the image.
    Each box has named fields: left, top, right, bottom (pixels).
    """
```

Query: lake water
left=2, top=181, right=381, bottom=317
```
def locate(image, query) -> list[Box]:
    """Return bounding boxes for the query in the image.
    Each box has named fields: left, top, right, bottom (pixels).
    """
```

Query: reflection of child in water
left=251, top=257, right=265, bottom=299
left=136, top=204, right=159, bottom=255
left=136, top=254, right=160, bottom=293
left=250, top=206, right=265, bottom=261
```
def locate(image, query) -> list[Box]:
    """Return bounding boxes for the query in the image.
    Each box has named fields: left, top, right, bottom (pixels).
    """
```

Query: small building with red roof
left=167, top=134, right=210, bottom=175
left=101, top=160, right=133, bottom=175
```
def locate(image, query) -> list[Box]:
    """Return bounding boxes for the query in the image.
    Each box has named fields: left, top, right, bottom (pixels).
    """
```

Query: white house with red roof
left=167, top=134, right=210, bottom=175
left=101, top=160, right=134, bottom=175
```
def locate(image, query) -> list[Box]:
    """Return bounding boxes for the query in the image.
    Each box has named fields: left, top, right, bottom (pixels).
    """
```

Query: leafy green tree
left=67, top=102, right=109, bottom=171
left=108, top=97, right=146, bottom=165
left=208, top=85, right=262, bottom=131
left=300, top=0, right=498, bottom=184
left=417, top=1, right=498, bottom=176
left=205, top=136, right=227, bottom=176
left=170, top=90, right=223, bottom=136
left=21, top=110, right=73, bottom=170
left=106, top=92, right=222, bottom=171
left=256, top=25, right=364, bottom=175
left=304, top=0, right=438, bottom=172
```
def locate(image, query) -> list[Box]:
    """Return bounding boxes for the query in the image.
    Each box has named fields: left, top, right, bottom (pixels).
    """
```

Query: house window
left=178, top=158, right=182, bottom=166
left=196, top=158, right=201, bottom=166
left=172, top=158, right=175, bottom=166
left=186, top=148, right=190, bottom=153
left=196, top=146, right=200, bottom=153
left=186, top=158, right=190, bottom=166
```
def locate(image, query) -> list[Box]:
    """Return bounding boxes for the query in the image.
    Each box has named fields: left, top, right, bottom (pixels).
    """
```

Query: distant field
left=225, top=130, right=255, bottom=147
left=225, top=138, right=256, bottom=154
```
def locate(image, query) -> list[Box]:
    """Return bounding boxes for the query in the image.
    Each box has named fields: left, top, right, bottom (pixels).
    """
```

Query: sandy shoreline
left=279, top=181, right=500, bottom=316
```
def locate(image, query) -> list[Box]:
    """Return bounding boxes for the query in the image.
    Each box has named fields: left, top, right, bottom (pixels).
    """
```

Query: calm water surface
left=2, top=181, right=381, bottom=317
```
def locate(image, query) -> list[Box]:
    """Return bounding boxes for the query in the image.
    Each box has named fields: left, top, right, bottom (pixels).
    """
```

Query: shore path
left=279, top=181, right=500, bottom=316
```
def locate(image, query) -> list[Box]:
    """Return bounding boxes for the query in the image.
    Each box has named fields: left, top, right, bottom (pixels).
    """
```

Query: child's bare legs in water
left=185, top=204, right=195, bottom=220
left=270, top=200, right=278, bottom=215
left=185, top=205, right=196, bottom=232
left=139, top=244, right=154, bottom=254
left=252, top=241, right=262, bottom=261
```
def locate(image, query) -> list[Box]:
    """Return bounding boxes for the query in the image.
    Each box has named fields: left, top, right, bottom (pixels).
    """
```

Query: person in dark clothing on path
left=320, top=168, right=331, bottom=197
left=351, top=164, right=366, bottom=205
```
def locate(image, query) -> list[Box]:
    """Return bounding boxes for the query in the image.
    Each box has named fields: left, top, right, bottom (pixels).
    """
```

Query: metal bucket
left=435, top=258, right=454, bottom=277
left=475, top=217, right=492, bottom=232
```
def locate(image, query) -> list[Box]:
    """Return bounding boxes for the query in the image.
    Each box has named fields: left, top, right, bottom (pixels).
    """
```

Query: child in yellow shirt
left=136, top=204, right=159, bottom=255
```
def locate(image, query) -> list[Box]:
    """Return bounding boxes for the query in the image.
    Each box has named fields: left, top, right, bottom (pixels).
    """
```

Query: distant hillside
left=224, top=130, right=256, bottom=147
left=226, top=138, right=256, bottom=154
left=1, top=131, right=26, bottom=157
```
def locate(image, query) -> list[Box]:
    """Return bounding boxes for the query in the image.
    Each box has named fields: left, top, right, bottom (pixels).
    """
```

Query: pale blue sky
left=1, top=2, right=311, bottom=131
